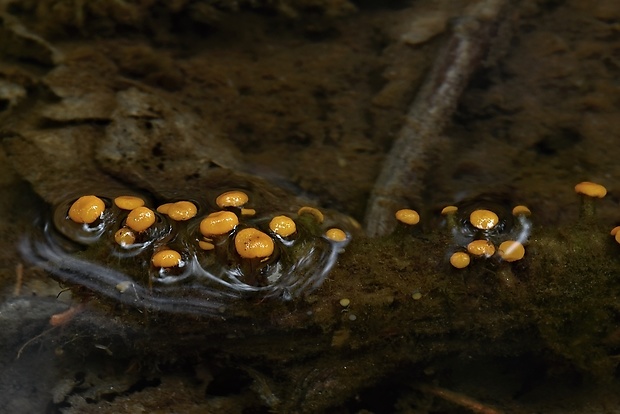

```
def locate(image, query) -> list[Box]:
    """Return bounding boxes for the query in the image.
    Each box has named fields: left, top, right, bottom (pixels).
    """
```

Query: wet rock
left=96, top=87, right=244, bottom=194
left=0, top=79, right=26, bottom=111
left=4, top=127, right=120, bottom=203
left=41, top=60, right=118, bottom=122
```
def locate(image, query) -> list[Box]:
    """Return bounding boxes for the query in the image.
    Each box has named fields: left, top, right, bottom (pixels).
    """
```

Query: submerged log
left=19, top=189, right=620, bottom=412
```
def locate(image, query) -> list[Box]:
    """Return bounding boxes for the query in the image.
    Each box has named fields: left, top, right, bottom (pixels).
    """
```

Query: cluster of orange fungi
left=68, top=191, right=348, bottom=270
left=395, top=181, right=617, bottom=270
left=395, top=201, right=530, bottom=269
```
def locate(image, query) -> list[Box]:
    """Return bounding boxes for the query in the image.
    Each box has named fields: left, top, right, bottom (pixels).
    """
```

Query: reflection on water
left=21, top=189, right=350, bottom=317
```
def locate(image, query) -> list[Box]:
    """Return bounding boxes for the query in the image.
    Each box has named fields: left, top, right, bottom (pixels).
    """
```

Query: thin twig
left=14, top=262, right=23, bottom=296
left=365, top=0, right=511, bottom=236
left=418, top=383, right=505, bottom=414
left=16, top=326, right=57, bottom=359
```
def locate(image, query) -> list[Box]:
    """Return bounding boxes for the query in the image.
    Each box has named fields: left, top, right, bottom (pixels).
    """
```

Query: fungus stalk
left=495, top=240, right=526, bottom=288
left=574, top=181, right=607, bottom=219
left=441, top=206, right=458, bottom=231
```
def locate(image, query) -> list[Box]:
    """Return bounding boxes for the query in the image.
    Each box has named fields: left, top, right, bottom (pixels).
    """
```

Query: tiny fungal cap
left=395, top=209, right=420, bottom=225
left=167, top=201, right=198, bottom=221
left=114, top=227, right=136, bottom=246
left=450, top=252, right=470, bottom=269
left=469, top=209, right=499, bottom=230
left=126, top=206, right=156, bottom=232
left=68, top=195, right=105, bottom=224
left=152, top=249, right=182, bottom=268
left=241, top=208, right=256, bottom=216
left=114, top=196, right=145, bottom=210
left=269, top=215, right=297, bottom=237
left=198, top=240, right=215, bottom=250
left=339, top=298, right=350, bottom=307
left=157, top=203, right=172, bottom=214
left=200, top=211, right=239, bottom=236
left=574, top=181, right=607, bottom=198
left=325, top=228, right=347, bottom=242
left=512, top=205, right=531, bottom=216
left=298, top=206, right=324, bottom=223
left=467, top=240, right=496, bottom=257
left=216, top=190, right=249, bottom=208
left=441, top=206, right=458, bottom=215
left=611, top=226, right=620, bottom=236
left=234, top=228, right=274, bottom=259
left=498, top=240, right=525, bottom=262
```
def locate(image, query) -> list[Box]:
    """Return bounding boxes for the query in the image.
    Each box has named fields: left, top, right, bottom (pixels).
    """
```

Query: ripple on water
left=21, top=188, right=352, bottom=317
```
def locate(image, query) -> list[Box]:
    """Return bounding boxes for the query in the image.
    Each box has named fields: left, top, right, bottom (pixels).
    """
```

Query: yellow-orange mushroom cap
left=325, top=228, right=347, bottom=242
left=198, top=240, right=215, bottom=250
left=126, top=206, right=156, bottom=232
left=216, top=190, right=249, bottom=208
left=574, top=181, right=607, bottom=198
left=199, top=211, right=239, bottom=237
left=395, top=209, right=420, bottom=225
left=152, top=249, right=182, bottom=268
left=269, top=215, right=297, bottom=237
left=234, top=228, right=274, bottom=259
left=450, top=252, right=470, bottom=269
left=469, top=209, right=499, bottom=230
left=498, top=240, right=525, bottom=262
left=441, top=206, right=458, bottom=215
left=167, top=201, right=198, bottom=221
left=114, top=227, right=136, bottom=246
left=241, top=208, right=256, bottom=216
left=611, top=226, right=620, bottom=236
left=68, top=195, right=105, bottom=224
left=156, top=203, right=172, bottom=214
left=114, top=196, right=145, bottom=210
left=467, top=240, right=496, bottom=257
left=297, top=206, right=324, bottom=223
left=512, top=205, right=531, bottom=216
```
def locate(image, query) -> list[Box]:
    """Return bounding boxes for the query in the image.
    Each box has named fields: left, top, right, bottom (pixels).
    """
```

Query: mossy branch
left=48, top=219, right=620, bottom=412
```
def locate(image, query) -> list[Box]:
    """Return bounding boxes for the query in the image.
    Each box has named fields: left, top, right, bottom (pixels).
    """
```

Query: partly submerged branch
left=365, top=0, right=513, bottom=236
